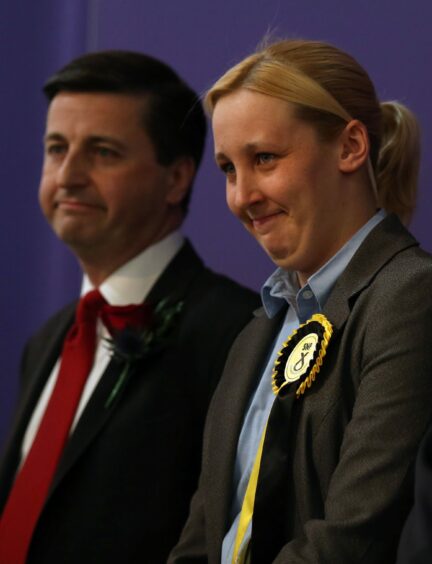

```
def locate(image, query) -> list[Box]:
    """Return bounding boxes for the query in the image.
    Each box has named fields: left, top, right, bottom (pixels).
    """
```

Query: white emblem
left=284, top=333, right=318, bottom=383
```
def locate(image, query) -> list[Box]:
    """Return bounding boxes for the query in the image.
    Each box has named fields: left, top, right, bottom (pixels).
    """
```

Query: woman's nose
left=230, top=170, right=263, bottom=210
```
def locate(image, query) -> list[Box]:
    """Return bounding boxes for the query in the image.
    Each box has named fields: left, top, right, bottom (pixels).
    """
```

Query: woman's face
left=212, top=88, right=351, bottom=284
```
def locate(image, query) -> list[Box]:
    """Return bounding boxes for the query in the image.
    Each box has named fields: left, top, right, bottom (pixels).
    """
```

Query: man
left=0, top=51, right=258, bottom=564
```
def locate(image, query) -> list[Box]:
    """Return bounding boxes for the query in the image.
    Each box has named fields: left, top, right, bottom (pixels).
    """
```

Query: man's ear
left=338, top=119, right=370, bottom=173
left=165, top=156, right=196, bottom=206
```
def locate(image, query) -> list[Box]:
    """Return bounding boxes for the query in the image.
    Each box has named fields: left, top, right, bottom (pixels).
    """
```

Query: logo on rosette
left=272, top=313, right=333, bottom=399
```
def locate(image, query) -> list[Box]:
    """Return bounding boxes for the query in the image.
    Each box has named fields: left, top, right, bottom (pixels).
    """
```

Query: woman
left=170, top=39, right=432, bottom=563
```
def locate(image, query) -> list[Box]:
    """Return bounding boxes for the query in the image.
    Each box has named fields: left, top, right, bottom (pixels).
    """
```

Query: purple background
left=1, top=0, right=431, bottom=446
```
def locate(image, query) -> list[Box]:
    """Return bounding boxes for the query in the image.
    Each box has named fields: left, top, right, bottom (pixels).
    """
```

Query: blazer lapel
left=323, top=214, right=418, bottom=330
left=206, top=307, right=286, bottom=551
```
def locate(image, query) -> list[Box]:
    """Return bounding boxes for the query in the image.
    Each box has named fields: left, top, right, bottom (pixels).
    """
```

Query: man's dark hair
left=43, top=50, right=207, bottom=213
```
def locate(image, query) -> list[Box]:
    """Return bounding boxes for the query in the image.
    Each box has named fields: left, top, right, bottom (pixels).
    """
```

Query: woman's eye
left=220, top=162, right=235, bottom=175
left=257, top=153, right=275, bottom=165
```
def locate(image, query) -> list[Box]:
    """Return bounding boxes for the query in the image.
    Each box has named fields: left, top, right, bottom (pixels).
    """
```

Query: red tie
left=0, top=289, right=106, bottom=564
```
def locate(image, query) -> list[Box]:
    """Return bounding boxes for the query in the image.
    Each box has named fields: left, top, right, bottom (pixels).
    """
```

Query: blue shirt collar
left=261, top=210, right=386, bottom=321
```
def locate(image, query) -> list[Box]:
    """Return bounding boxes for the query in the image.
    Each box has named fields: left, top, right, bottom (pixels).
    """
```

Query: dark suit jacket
left=170, top=216, right=432, bottom=564
left=0, top=241, right=259, bottom=564
left=396, top=423, right=432, bottom=564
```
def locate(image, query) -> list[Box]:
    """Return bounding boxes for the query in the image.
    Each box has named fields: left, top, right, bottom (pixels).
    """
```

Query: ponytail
left=376, top=101, right=420, bottom=225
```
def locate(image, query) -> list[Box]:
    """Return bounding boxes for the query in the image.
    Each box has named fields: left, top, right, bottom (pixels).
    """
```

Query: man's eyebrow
left=44, top=132, right=65, bottom=143
left=86, top=135, right=127, bottom=150
left=43, top=133, right=127, bottom=151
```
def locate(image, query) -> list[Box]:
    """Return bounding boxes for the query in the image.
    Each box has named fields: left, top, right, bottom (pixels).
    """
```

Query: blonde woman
left=170, top=39, right=432, bottom=563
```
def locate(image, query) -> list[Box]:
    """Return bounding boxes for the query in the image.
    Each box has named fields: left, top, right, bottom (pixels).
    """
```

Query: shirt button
left=302, top=290, right=313, bottom=299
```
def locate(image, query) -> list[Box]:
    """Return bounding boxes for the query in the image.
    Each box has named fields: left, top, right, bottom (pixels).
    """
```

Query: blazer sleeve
left=168, top=481, right=209, bottom=563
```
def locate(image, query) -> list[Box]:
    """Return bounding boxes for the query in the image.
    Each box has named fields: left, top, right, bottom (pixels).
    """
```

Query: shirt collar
left=81, top=231, right=184, bottom=305
left=262, top=209, right=386, bottom=320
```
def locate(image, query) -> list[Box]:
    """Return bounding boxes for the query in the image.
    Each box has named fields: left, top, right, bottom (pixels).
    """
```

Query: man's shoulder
left=153, top=239, right=260, bottom=316
left=183, top=260, right=260, bottom=324
left=161, top=245, right=260, bottom=343
left=197, top=266, right=259, bottom=302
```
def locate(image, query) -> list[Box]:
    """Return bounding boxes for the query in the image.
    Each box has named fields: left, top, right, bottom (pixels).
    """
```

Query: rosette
left=272, top=313, right=333, bottom=399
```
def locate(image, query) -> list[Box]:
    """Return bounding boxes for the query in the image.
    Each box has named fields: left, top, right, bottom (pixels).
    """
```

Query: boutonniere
left=272, top=313, right=333, bottom=399
left=102, top=298, right=184, bottom=408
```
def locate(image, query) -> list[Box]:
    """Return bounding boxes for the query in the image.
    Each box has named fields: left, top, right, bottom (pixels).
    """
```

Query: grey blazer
left=170, top=215, right=432, bottom=564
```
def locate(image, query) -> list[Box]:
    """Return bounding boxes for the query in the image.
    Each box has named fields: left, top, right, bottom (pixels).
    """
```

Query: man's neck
left=80, top=231, right=184, bottom=304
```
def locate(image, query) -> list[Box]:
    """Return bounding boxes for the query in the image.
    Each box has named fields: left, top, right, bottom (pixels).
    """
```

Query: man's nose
left=56, top=151, right=89, bottom=188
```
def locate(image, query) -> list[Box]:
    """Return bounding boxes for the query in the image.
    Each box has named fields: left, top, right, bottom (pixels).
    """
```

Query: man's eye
left=46, top=144, right=66, bottom=155
left=257, top=153, right=275, bottom=165
left=95, top=146, right=118, bottom=158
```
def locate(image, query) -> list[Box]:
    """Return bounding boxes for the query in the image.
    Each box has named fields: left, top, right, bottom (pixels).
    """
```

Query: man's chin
left=53, top=227, right=97, bottom=252
left=51, top=217, right=99, bottom=245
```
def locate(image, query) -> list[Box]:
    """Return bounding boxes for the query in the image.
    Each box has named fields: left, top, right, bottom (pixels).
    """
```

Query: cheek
left=38, top=175, right=54, bottom=215
left=101, top=178, right=151, bottom=220
left=225, top=185, right=234, bottom=211
left=225, top=183, right=242, bottom=220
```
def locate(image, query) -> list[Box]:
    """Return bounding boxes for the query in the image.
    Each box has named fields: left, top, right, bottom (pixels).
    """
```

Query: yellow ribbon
left=232, top=422, right=268, bottom=564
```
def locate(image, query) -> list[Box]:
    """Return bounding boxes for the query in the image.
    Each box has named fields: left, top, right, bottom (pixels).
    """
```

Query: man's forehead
left=45, top=92, right=150, bottom=137
left=47, top=91, right=150, bottom=121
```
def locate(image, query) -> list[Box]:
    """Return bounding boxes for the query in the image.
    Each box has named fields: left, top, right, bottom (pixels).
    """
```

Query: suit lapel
left=48, top=240, right=205, bottom=495
left=17, top=307, right=75, bottom=430
left=51, top=357, right=130, bottom=491
left=0, top=306, right=74, bottom=509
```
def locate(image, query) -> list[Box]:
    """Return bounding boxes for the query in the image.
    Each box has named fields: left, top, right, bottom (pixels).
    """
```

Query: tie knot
left=100, top=302, right=153, bottom=336
left=76, top=289, right=107, bottom=324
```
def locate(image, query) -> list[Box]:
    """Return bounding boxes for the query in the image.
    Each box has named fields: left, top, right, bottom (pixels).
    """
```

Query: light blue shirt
left=221, top=210, right=386, bottom=563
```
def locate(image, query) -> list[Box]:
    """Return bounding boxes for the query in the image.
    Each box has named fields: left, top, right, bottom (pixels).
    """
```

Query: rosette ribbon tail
left=233, top=313, right=333, bottom=563
left=250, top=390, right=298, bottom=563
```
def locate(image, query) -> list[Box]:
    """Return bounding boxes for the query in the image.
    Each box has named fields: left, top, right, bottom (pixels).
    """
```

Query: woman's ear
left=165, top=156, right=196, bottom=206
left=338, top=119, right=370, bottom=174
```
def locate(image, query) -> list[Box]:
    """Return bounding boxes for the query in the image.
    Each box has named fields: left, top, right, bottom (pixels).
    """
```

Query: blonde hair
left=206, top=39, right=420, bottom=224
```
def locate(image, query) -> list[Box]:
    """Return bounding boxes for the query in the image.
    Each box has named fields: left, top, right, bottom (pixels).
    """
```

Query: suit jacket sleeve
left=396, top=423, right=432, bottom=564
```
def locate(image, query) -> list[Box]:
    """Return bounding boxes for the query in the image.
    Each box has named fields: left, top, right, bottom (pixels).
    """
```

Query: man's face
left=212, top=88, right=352, bottom=285
left=39, top=92, right=183, bottom=272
